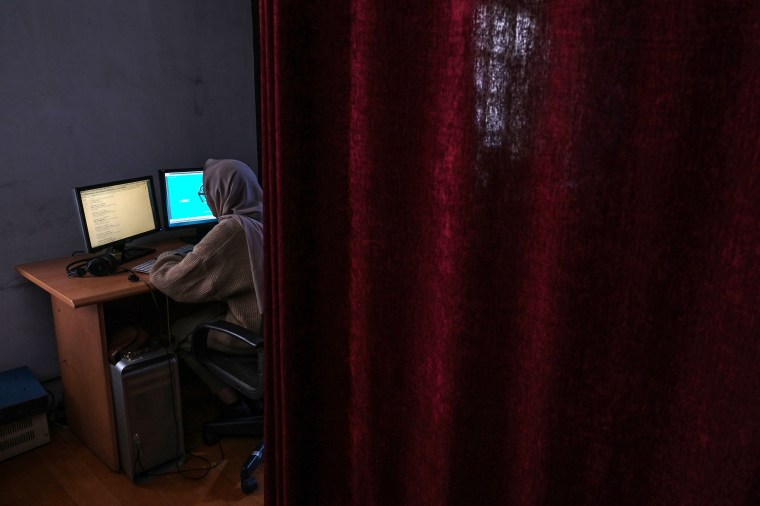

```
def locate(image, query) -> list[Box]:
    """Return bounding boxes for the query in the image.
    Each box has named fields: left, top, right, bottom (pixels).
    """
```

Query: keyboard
left=130, top=244, right=195, bottom=274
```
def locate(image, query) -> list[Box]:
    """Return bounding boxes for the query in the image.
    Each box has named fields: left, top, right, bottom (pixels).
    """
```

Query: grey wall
left=0, top=1, right=258, bottom=379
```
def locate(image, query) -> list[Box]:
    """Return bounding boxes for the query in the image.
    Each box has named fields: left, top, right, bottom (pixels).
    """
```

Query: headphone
left=66, top=253, right=119, bottom=277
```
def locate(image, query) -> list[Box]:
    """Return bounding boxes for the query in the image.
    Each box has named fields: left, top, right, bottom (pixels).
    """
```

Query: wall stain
left=0, top=179, right=22, bottom=190
left=2, top=276, right=34, bottom=292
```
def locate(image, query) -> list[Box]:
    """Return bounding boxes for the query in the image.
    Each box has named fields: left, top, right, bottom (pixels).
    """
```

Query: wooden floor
left=0, top=374, right=264, bottom=506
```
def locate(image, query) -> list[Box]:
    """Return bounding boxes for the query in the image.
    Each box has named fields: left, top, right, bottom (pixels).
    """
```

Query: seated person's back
left=150, top=158, right=264, bottom=410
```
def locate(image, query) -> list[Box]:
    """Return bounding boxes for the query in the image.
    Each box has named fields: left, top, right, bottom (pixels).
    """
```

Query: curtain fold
left=260, top=1, right=760, bottom=504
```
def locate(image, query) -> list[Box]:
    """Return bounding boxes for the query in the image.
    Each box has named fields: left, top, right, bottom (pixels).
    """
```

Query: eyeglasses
left=198, top=185, right=205, bottom=203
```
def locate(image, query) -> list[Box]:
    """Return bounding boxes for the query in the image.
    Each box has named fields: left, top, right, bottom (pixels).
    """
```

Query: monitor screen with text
left=74, top=176, right=160, bottom=253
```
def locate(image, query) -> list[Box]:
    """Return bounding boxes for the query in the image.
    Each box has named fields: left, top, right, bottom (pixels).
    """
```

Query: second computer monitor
left=159, top=168, right=217, bottom=235
left=73, top=175, right=161, bottom=262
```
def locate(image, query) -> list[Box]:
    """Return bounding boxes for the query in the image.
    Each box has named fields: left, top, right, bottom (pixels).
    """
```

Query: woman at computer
left=150, top=158, right=264, bottom=415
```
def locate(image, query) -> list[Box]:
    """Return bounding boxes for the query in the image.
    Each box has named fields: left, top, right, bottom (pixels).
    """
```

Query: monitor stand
left=107, top=243, right=155, bottom=264
left=180, top=224, right=214, bottom=245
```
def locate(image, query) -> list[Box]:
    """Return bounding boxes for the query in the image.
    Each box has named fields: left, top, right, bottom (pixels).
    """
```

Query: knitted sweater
left=150, top=219, right=262, bottom=347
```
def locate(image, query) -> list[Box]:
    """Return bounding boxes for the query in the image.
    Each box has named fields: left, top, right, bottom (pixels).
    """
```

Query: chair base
left=241, top=441, right=265, bottom=494
left=200, top=417, right=264, bottom=495
left=201, top=415, right=263, bottom=445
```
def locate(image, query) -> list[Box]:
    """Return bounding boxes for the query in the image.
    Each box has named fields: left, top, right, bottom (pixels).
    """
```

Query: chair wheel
left=202, top=431, right=221, bottom=446
left=242, top=476, right=258, bottom=494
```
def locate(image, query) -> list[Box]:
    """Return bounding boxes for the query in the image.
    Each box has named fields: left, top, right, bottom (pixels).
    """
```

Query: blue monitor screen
left=160, top=168, right=217, bottom=229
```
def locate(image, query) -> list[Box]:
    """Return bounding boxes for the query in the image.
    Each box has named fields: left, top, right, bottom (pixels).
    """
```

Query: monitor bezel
left=73, top=175, right=161, bottom=254
left=158, top=167, right=218, bottom=231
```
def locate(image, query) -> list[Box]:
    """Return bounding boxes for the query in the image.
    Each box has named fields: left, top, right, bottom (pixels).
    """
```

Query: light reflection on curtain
left=474, top=4, right=539, bottom=157
left=260, top=0, right=760, bottom=504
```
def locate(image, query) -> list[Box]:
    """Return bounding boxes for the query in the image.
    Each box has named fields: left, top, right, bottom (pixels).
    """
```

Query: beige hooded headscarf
left=203, top=158, right=264, bottom=315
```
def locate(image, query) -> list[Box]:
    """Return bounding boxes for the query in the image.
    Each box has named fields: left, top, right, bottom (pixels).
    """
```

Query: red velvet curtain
left=260, top=1, right=760, bottom=504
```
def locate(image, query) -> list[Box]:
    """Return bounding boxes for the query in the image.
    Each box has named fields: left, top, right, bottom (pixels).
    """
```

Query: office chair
left=191, top=320, right=264, bottom=494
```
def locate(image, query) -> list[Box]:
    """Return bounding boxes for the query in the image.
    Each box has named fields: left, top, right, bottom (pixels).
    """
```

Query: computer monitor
left=158, top=168, right=217, bottom=242
left=73, top=176, right=161, bottom=262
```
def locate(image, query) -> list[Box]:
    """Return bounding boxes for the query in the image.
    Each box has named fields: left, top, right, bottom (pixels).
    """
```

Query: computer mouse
left=128, top=274, right=140, bottom=283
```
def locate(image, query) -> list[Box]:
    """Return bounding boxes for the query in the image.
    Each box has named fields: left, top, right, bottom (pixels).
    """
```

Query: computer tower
left=110, top=348, right=184, bottom=482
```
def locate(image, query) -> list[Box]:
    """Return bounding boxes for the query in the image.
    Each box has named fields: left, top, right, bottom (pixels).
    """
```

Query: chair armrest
left=192, top=320, right=263, bottom=358
left=191, top=319, right=265, bottom=400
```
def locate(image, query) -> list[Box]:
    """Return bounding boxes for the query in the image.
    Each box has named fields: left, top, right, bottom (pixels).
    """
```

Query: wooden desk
left=15, top=240, right=185, bottom=471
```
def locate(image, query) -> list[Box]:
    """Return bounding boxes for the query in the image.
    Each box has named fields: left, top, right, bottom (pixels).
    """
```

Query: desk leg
left=51, top=297, right=120, bottom=471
